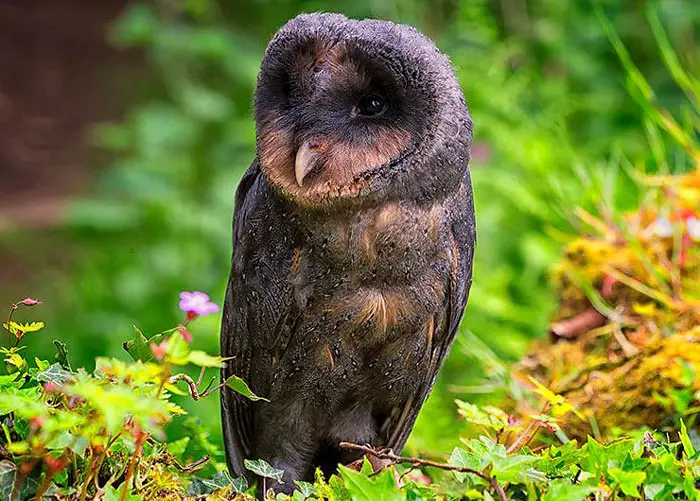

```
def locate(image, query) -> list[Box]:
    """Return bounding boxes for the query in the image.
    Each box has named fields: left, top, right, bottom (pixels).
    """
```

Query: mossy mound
left=516, top=170, right=700, bottom=440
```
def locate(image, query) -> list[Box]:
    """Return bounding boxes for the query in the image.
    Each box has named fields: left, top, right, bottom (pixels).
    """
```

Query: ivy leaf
left=609, top=468, right=645, bottom=498
left=46, top=432, right=88, bottom=458
left=53, top=340, right=72, bottom=371
left=230, top=475, right=249, bottom=494
left=338, top=465, right=403, bottom=501
left=37, top=363, right=73, bottom=385
left=543, top=480, right=596, bottom=501
left=449, top=447, right=481, bottom=483
left=244, top=458, right=284, bottom=483
left=225, top=375, right=269, bottom=402
left=0, top=460, right=16, bottom=501
left=294, top=480, right=316, bottom=498
left=103, top=484, right=142, bottom=501
left=188, top=471, right=248, bottom=495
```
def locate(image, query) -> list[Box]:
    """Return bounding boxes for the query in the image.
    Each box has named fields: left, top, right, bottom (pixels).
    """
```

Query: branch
left=550, top=307, right=606, bottom=340
left=168, top=373, right=226, bottom=400
left=339, top=442, right=507, bottom=501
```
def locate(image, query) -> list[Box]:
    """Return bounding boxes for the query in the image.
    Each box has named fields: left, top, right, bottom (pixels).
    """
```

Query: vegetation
left=1, top=0, right=700, bottom=499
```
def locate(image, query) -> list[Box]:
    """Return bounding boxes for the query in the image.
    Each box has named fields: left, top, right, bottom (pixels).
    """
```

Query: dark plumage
left=220, top=12, right=475, bottom=494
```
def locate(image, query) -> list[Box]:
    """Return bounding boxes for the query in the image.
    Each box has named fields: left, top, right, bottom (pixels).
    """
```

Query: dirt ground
left=0, top=0, right=137, bottom=229
left=0, top=0, right=143, bottom=306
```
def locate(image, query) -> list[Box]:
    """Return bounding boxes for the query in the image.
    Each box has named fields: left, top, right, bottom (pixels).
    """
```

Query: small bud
left=29, top=416, right=45, bottom=430
left=178, top=324, right=193, bottom=343
left=150, top=340, right=168, bottom=361
left=44, top=456, right=68, bottom=473
left=43, top=382, right=58, bottom=393
left=20, top=298, right=42, bottom=306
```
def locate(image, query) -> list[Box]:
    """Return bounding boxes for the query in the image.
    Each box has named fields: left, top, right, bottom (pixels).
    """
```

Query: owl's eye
left=356, top=93, right=387, bottom=117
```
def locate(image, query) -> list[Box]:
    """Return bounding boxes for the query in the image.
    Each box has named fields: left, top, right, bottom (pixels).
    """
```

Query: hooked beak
left=295, top=140, right=325, bottom=187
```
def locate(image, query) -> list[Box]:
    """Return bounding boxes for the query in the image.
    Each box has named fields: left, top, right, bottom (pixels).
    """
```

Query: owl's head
left=255, top=13, right=472, bottom=209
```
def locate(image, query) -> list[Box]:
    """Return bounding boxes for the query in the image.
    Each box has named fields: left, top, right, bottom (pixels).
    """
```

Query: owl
left=220, top=13, right=475, bottom=494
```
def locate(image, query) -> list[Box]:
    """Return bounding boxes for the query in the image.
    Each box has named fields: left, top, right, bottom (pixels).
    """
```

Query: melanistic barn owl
left=220, top=12, right=475, bottom=495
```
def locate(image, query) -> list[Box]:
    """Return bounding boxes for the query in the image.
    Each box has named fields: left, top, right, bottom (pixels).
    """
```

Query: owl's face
left=255, top=14, right=472, bottom=208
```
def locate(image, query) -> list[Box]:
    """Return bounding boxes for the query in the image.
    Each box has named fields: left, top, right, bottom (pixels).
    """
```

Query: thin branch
left=550, top=307, right=606, bottom=340
left=168, top=373, right=226, bottom=400
left=195, top=366, right=207, bottom=388
left=506, top=419, right=539, bottom=455
left=339, top=442, right=507, bottom=501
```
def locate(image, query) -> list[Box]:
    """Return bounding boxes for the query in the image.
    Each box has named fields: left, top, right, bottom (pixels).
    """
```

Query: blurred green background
left=1, top=0, right=698, bottom=459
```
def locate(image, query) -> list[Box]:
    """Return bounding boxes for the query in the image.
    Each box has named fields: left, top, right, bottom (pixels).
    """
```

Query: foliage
left=0, top=0, right=693, bottom=455
left=2, top=299, right=700, bottom=500
left=0, top=296, right=265, bottom=500
left=513, top=10, right=700, bottom=441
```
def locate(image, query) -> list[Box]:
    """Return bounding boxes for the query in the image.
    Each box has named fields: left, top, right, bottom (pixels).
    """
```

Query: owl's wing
left=220, top=158, right=298, bottom=478
left=384, top=198, right=476, bottom=453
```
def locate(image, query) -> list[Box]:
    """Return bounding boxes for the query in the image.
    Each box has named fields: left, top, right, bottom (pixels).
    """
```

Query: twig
left=168, top=373, right=226, bottom=400
left=339, top=442, right=507, bottom=501
left=195, top=366, right=206, bottom=388
left=506, top=419, right=538, bottom=454
left=145, top=437, right=210, bottom=473
left=550, top=308, right=606, bottom=340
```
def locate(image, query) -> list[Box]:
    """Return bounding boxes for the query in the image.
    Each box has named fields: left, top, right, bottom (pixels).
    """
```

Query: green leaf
left=166, top=331, right=191, bottom=365
left=225, top=375, right=269, bottom=402
left=166, top=437, right=190, bottom=458
left=244, top=458, right=284, bottom=482
left=338, top=465, right=402, bottom=501
left=188, top=471, right=248, bottom=495
left=187, top=350, right=225, bottom=368
left=680, top=419, right=695, bottom=457
left=0, top=372, right=21, bottom=390
left=53, top=340, right=72, bottom=371
left=103, top=484, right=142, bottom=501
left=122, top=326, right=153, bottom=362
left=2, top=321, right=44, bottom=336
left=609, top=468, right=646, bottom=498
left=294, top=480, right=316, bottom=498
left=34, top=357, right=49, bottom=371
left=543, top=479, right=596, bottom=501
left=449, top=447, right=481, bottom=483
left=37, top=363, right=73, bottom=385
left=0, top=459, right=16, bottom=501
left=46, top=432, right=88, bottom=458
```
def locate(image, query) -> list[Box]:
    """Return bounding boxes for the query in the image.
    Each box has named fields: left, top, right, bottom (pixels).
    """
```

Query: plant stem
left=34, top=469, right=56, bottom=500
left=120, top=434, right=145, bottom=501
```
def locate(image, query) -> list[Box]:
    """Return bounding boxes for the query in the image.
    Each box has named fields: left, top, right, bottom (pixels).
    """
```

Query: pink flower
left=178, top=291, right=219, bottom=319
left=20, top=298, right=41, bottom=306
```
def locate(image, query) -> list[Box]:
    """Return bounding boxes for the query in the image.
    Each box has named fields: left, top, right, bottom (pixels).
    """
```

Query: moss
left=517, top=170, right=700, bottom=440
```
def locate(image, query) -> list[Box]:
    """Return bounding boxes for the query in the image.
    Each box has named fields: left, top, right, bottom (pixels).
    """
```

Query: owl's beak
left=295, top=140, right=325, bottom=187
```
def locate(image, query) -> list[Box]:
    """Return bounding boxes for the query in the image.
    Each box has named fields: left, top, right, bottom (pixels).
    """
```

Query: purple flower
left=179, top=291, right=220, bottom=318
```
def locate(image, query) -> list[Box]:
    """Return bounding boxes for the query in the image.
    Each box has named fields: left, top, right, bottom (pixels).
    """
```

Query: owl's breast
left=290, top=201, right=452, bottom=344
left=310, top=201, right=446, bottom=283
